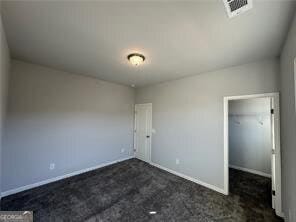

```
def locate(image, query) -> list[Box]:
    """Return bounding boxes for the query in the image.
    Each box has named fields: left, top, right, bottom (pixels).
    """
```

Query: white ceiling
left=1, top=0, right=296, bottom=87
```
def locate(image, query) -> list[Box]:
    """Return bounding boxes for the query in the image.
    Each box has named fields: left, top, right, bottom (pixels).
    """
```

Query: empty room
left=0, top=0, right=296, bottom=221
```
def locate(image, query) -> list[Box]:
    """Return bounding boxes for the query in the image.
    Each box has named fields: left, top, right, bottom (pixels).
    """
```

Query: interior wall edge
left=0, top=7, right=11, bottom=202
left=279, top=10, right=296, bottom=222
left=136, top=57, right=279, bottom=90
left=11, top=58, right=135, bottom=89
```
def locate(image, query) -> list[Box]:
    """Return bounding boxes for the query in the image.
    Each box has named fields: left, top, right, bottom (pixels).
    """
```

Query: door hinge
left=272, top=190, right=276, bottom=196
left=271, top=149, right=275, bottom=155
left=271, top=109, right=274, bottom=114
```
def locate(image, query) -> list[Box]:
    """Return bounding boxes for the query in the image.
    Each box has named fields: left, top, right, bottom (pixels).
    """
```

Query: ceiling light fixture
left=127, top=53, right=145, bottom=66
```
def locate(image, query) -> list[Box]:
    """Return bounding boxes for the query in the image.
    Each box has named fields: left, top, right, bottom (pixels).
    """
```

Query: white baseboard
left=229, top=165, right=271, bottom=178
left=149, top=161, right=227, bottom=195
left=1, top=156, right=134, bottom=198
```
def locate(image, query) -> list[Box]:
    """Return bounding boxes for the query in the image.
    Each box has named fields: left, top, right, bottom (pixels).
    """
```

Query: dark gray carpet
left=1, top=158, right=282, bottom=221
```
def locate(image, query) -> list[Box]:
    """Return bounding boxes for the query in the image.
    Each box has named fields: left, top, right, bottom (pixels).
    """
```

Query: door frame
left=134, top=103, right=152, bottom=163
left=223, top=92, right=282, bottom=217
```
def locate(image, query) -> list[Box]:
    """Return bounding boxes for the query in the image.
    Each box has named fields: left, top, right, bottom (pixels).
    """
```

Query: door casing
left=224, top=93, right=282, bottom=217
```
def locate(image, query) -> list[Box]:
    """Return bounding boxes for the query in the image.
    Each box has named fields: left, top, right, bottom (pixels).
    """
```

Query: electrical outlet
left=49, top=163, right=55, bottom=170
left=121, top=148, right=125, bottom=153
left=176, top=158, right=180, bottom=165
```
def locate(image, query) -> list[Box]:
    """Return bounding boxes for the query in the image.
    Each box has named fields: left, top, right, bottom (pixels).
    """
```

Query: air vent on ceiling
left=223, top=0, right=253, bottom=18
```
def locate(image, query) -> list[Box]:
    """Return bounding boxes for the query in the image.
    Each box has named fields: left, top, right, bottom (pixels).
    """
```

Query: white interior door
left=134, top=104, right=152, bottom=163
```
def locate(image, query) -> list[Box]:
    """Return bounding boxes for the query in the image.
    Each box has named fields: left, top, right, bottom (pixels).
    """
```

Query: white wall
left=0, top=7, right=10, bottom=199
left=2, top=60, right=135, bottom=192
left=136, top=58, right=279, bottom=191
left=280, top=12, right=296, bottom=222
left=229, top=98, right=271, bottom=176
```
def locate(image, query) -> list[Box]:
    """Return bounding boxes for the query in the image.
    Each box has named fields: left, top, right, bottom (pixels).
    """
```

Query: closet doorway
left=223, top=93, right=282, bottom=217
